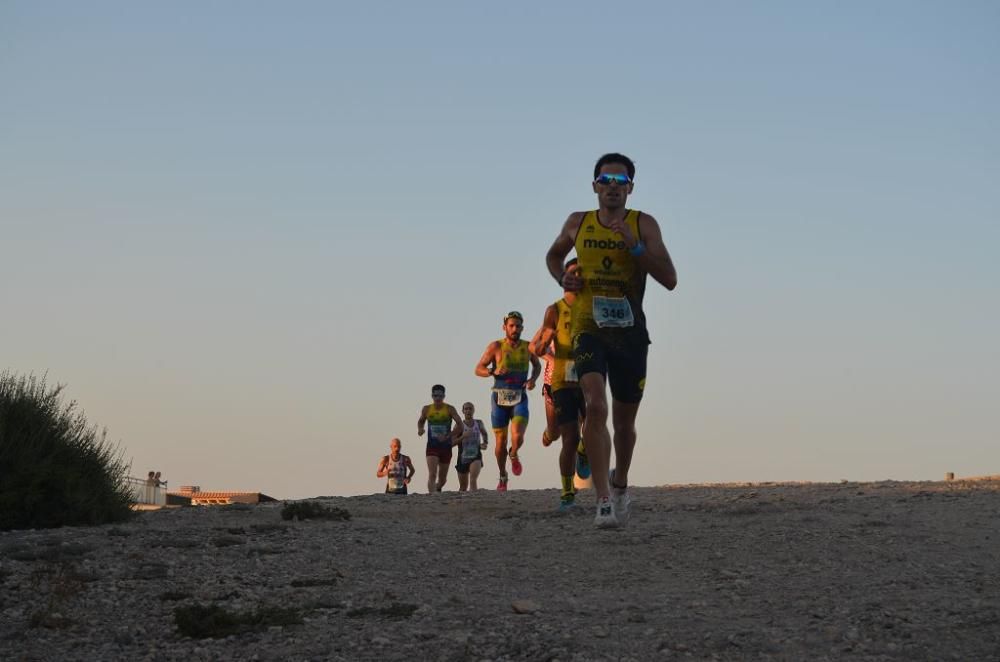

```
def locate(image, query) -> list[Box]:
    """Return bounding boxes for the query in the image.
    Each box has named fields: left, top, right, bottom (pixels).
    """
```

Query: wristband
left=629, top=241, right=646, bottom=257
left=557, top=271, right=566, bottom=287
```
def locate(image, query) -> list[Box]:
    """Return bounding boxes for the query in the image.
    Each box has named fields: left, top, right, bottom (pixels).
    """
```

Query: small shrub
left=27, top=561, right=87, bottom=629
left=174, top=603, right=303, bottom=638
left=0, top=372, right=133, bottom=530
left=280, top=501, right=351, bottom=521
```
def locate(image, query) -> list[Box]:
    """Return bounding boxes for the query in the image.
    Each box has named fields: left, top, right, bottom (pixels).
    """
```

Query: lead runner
left=544, top=153, right=678, bottom=528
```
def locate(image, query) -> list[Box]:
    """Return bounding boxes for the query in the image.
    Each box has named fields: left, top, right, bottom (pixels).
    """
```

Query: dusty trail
left=2, top=480, right=999, bottom=661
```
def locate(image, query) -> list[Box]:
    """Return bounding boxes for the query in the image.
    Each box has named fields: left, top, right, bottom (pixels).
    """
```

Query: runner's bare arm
left=376, top=456, right=389, bottom=478
left=474, top=342, right=500, bottom=377
left=478, top=420, right=489, bottom=448
left=528, top=304, right=559, bottom=357
left=417, top=405, right=428, bottom=436
left=404, top=457, right=415, bottom=483
left=525, top=354, right=542, bottom=390
left=448, top=405, right=464, bottom=443
left=635, top=213, right=677, bottom=290
left=527, top=324, right=545, bottom=357
left=536, top=352, right=554, bottom=382
left=545, top=212, right=585, bottom=290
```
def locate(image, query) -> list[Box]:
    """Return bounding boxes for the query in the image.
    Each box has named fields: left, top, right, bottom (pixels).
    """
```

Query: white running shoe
left=612, top=487, right=631, bottom=525
left=594, top=496, right=618, bottom=528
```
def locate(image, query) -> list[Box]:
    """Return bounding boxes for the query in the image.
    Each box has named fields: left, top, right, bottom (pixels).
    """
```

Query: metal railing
left=127, top=477, right=167, bottom=506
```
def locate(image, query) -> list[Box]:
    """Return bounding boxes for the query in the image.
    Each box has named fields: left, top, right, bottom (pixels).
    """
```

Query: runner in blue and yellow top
left=474, top=311, right=542, bottom=491
left=545, top=153, right=678, bottom=529
left=417, top=385, right=464, bottom=492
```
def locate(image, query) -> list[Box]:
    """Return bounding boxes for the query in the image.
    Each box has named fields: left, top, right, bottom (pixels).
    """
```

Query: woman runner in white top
left=456, top=402, right=489, bottom=491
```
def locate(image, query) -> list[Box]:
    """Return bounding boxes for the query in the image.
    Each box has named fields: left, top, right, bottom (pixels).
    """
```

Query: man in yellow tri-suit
left=545, top=153, right=678, bottom=528
left=474, top=311, right=542, bottom=492
left=530, top=257, right=590, bottom=511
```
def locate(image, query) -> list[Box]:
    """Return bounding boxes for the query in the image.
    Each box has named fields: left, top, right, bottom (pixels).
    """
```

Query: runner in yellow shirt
left=545, top=153, right=678, bottom=528
left=530, top=257, right=590, bottom=511
left=417, top=385, right=464, bottom=492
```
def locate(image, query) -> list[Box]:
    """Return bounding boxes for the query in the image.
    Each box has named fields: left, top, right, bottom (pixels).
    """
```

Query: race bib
left=387, top=463, right=405, bottom=490
left=461, top=439, right=480, bottom=461
left=429, top=424, right=450, bottom=441
left=493, top=388, right=523, bottom=406
left=593, top=296, right=634, bottom=328
left=565, top=362, right=578, bottom=382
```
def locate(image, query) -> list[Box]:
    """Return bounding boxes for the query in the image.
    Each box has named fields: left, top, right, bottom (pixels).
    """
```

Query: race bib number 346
left=593, top=296, right=634, bottom=328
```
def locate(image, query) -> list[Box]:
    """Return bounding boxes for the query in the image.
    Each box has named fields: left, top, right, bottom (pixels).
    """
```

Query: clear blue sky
left=2, top=2, right=997, bottom=498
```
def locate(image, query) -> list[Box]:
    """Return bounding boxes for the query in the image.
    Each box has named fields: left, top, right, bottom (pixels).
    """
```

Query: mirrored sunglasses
left=594, top=173, right=631, bottom=186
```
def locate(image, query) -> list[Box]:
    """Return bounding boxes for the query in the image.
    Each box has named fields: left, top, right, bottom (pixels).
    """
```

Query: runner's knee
left=585, top=397, right=608, bottom=425
left=613, top=423, right=637, bottom=443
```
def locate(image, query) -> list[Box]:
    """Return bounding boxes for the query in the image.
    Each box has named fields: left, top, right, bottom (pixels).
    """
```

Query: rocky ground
left=2, top=480, right=999, bottom=661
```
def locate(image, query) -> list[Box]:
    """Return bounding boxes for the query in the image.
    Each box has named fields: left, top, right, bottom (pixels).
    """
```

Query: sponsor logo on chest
left=582, top=238, right=628, bottom=250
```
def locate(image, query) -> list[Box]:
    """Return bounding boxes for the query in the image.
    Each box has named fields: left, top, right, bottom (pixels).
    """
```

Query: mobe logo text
left=583, top=238, right=628, bottom=250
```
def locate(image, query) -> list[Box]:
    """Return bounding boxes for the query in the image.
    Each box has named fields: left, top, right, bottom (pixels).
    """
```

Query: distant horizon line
left=270, top=473, right=999, bottom=500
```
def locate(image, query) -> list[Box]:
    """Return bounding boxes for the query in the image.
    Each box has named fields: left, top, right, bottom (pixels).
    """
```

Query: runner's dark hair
left=593, top=153, right=635, bottom=180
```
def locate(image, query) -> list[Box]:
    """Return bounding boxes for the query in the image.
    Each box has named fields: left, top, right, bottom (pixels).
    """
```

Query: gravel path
left=2, top=480, right=999, bottom=661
